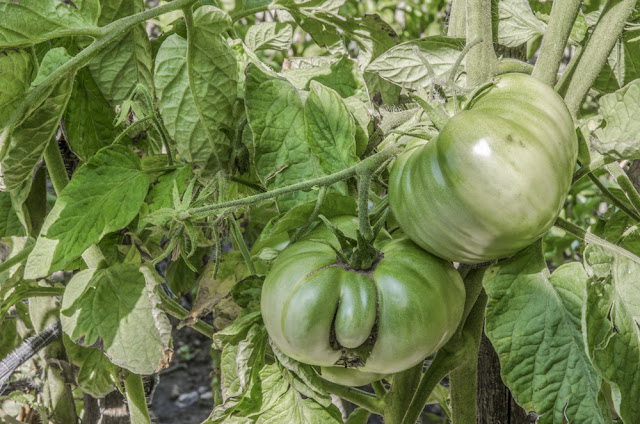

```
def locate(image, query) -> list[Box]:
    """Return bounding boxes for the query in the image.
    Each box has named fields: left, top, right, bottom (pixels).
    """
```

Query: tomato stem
left=291, top=186, right=328, bottom=242
left=465, top=0, right=498, bottom=86
left=319, top=379, right=385, bottom=416
left=587, top=172, right=640, bottom=222
left=123, top=373, right=152, bottom=424
left=531, top=0, right=582, bottom=86
left=605, top=163, right=640, bottom=219
left=357, top=173, right=374, bottom=241
left=229, top=214, right=257, bottom=275
left=562, top=0, right=637, bottom=117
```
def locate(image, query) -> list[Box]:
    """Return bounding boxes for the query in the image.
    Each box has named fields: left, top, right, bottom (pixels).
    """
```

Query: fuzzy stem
left=531, top=0, right=582, bottom=86
left=497, top=59, right=534, bottom=75
left=0, top=243, right=34, bottom=274
left=371, top=380, right=387, bottom=398
left=320, top=379, right=385, bottom=416
left=465, top=0, right=498, bottom=86
left=588, top=173, right=640, bottom=222
left=156, top=288, right=214, bottom=337
left=229, top=215, right=257, bottom=275
left=181, top=145, right=404, bottom=220
left=292, top=186, right=328, bottom=242
left=357, top=173, right=374, bottom=241
left=124, top=373, right=151, bottom=424
left=555, top=217, right=640, bottom=264
left=563, top=0, right=638, bottom=117
left=572, top=155, right=614, bottom=184
left=384, top=362, right=423, bottom=424
left=606, top=162, right=640, bottom=218
left=447, top=0, right=466, bottom=38
left=43, top=140, right=70, bottom=194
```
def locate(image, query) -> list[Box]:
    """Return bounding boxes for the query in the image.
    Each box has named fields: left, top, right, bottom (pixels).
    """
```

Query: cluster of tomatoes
left=261, top=74, right=578, bottom=386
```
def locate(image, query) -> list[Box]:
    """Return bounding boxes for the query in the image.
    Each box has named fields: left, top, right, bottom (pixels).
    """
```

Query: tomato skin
left=318, top=366, right=387, bottom=387
left=261, top=216, right=465, bottom=384
left=389, top=73, right=578, bottom=264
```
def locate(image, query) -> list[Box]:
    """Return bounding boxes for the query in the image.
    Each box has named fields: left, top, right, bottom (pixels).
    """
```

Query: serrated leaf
left=246, top=22, right=294, bottom=51
left=244, top=64, right=324, bottom=211
left=0, top=48, right=75, bottom=190
left=484, top=244, right=607, bottom=424
left=584, top=245, right=640, bottom=423
left=593, top=79, right=640, bottom=159
left=89, top=0, right=154, bottom=105
left=496, top=0, right=547, bottom=48
left=304, top=81, right=358, bottom=174
left=145, top=165, right=191, bottom=215
left=366, top=36, right=465, bottom=90
left=188, top=6, right=237, bottom=134
left=0, top=0, right=100, bottom=48
left=155, top=34, right=229, bottom=166
left=64, top=68, right=120, bottom=161
left=25, top=145, right=149, bottom=279
left=60, top=263, right=173, bottom=374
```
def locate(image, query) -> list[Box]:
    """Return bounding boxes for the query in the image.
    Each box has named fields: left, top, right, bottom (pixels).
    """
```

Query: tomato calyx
left=317, top=215, right=380, bottom=270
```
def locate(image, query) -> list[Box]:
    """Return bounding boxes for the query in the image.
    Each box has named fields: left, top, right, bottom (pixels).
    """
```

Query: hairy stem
left=229, top=215, right=257, bottom=275
left=357, top=173, right=374, bottom=241
left=465, top=0, right=498, bottom=86
left=588, top=172, right=640, bottom=222
left=531, top=0, right=582, bottom=86
left=555, top=217, right=640, bottom=264
left=606, top=162, right=640, bottom=218
left=371, top=380, right=387, bottom=398
left=230, top=4, right=286, bottom=22
left=384, top=362, right=423, bottom=424
left=563, top=0, right=637, bottom=117
left=0, top=243, right=34, bottom=274
left=156, top=288, right=214, bottom=337
left=43, top=140, right=70, bottom=194
left=447, top=0, right=466, bottom=38
left=292, top=186, right=327, bottom=242
left=320, top=379, right=384, bottom=416
left=572, top=155, right=614, bottom=184
left=181, top=145, right=404, bottom=220
left=497, top=58, right=534, bottom=75
left=123, top=373, right=151, bottom=424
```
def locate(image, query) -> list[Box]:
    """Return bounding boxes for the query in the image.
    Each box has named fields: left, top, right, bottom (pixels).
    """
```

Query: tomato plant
left=390, top=73, right=578, bottom=263
left=0, top=0, right=640, bottom=423
left=261, top=216, right=464, bottom=385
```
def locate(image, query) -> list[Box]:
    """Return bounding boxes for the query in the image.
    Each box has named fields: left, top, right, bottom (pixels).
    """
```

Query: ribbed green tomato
left=261, top=216, right=465, bottom=386
left=389, top=73, right=578, bottom=264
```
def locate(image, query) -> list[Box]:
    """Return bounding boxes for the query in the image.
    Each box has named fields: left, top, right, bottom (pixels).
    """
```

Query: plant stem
left=0, top=0, right=198, bottom=159
left=465, top=0, right=498, bottom=86
left=43, top=140, right=70, bottom=194
left=123, top=373, right=151, bottom=424
left=0, top=243, right=34, bottom=275
left=181, top=145, right=404, bottom=220
left=371, top=380, right=387, bottom=398
left=447, top=0, right=466, bottom=38
left=588, top=172, right=640, bottom=222
left=156, top=288, right=214, bottom=337
left=449, top=290, right=487, bottom=424
left=606, top=162, right=640, bottom=218
left=497, top=58, right=534, bottom=75
left=555, top=217, right=640, bottom=264
left=230, top=4, right=286, bottom=22
left=229, top=215, right=257, bottom=275
left=291, top=186, right=327, bottom=242
left=384, top=362, right=423, bottom=424
left=563, top=0, right=637, bottom=117
left=113, top=115, right=154, bottom=145
left=319, top=379, right=384, bottom=416
left=572, top=155, right=614, bottom=184
left=531, top=0, right=582, bottom=86
left=357, top=173, right=374, bottom=241
left=408, top=94, right=448, bottom=130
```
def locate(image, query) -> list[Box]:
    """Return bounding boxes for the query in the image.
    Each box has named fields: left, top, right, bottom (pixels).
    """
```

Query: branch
left=180, top=144, right=405, bottom=220
left=563, top=0, right=637, bottom=117
left=319, top=379, right=385, bottom=416
left=531, top=0, right=582, bottom=86
left=465, top=0, right=498, bottom=86
left=606, top=162, right=640, bottom=218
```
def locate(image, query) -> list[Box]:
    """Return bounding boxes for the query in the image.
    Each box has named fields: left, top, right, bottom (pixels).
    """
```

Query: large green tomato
left=389, top=73, right=578, bottom=264
left=261, top=216, right=465, bottom=386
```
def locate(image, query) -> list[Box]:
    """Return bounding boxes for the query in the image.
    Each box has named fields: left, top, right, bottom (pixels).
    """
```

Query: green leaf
left=231, top=275, right=264, bottom=309
left=155, top=34, right=229, bottom=166
left=0, top=0, right=100, bottom=48
left=495, top=0, right=547, bottom=48
left=1, top=48, right=75, bottom=190
left=166, top=255, right=197, bottom=295
left=63, top=334, right=119, bottom=398
left=593, top=79, right=640, bottom=159
left=185, top=5, right=237, bottom=168
left=255, top=387, right=343, bottom=424
left=0, top=192, right=26, bottom=236
left=304, top=81, right=358, bottom=174
left=89, top=0, right=154, bottom=105
left=25, top=145, right=149, bottom=279
left=484, top=244, right=608, bottom=424
left=583, top=245, right=640, bottom=423
left=366, top=37, right=466, bottom=90
left=0, top=49, right=36, bottom=128
left=60, top=263, right=172, bottom=374
left=244, top=64, right=324, bottom=211
left=284, top=55, right=370, bottom=105
left=64, top=68, right=120, bottom=162
left=213, top=310, right=262, bottom=350
left=246, top=22, right=294, bottom=51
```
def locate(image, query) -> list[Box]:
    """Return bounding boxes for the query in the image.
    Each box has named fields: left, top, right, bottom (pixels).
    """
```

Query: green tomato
left=261, top=216, right=465, bottom=384
left=389, top=73, right=578, bottom=264
left=318, top=366, right=387, bottom=387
